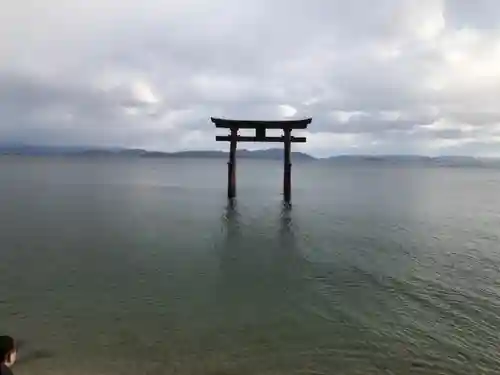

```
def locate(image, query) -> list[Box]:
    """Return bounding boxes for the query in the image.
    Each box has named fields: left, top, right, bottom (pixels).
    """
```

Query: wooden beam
left=211, top=118, right=312, bottom=130
left=216, top=136, right=306, bottom=143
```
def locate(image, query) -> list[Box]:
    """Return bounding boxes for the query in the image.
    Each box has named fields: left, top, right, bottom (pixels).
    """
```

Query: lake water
left=0, top=156, right=499, bottom=374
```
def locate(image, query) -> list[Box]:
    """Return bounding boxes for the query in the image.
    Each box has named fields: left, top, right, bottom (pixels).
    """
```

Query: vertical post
left=283, top=128, right=292, bottom=204
left=227, top=127, right=237, bottom=199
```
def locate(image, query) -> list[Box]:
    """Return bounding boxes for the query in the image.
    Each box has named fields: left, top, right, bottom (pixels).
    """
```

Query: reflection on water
left=279, top=203, right=295, bottom=247
left=221, top=198, right=241, bottom=240
left=217, top=200, right=307, bottom=309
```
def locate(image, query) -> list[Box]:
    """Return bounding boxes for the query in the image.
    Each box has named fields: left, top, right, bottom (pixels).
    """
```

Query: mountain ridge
left=0, top=145, right=314, bottom=160
left=0, top=144, right=498, bottom=166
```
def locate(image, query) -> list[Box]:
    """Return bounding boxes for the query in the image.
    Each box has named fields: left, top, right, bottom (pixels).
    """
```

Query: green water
left=0, top=157, right=499, bottom=374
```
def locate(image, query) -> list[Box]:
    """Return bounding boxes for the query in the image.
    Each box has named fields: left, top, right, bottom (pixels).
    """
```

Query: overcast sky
left=1, top=0, right=500, bottom=157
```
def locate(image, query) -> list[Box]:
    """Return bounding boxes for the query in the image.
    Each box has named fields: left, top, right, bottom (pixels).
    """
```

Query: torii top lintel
left=211, top=117, right=312, bottom=130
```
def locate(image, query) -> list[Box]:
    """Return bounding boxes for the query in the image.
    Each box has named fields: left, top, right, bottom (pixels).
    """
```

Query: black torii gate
left=212, top=117, right=312, bottom=204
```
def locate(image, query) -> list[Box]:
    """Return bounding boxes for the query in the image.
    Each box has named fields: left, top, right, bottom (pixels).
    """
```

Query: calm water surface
left=0, top=157, right=499, bottom=374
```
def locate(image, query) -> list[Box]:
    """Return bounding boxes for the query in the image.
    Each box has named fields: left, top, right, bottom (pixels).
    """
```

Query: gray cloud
left=1, top=0, right=500, bottom=156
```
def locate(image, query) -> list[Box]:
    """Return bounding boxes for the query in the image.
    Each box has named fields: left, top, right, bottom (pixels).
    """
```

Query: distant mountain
left=1, top=145, right=498, bottom=167
left=326, top=155, right=490, bottom=167
left=140, top=149, right=314, bottom=160
left=0, top=145, right=315, bottom=160
left=0, top=144, right=95, bottom=156
left=329, top=155, right=432, bottom=162
left=144, top=150, right=228, bottom=158
left=237, top=148, right=314, bottom=160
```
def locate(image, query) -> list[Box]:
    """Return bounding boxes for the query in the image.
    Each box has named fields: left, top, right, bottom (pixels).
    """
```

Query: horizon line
left=0, top=144, right=498, bottom=160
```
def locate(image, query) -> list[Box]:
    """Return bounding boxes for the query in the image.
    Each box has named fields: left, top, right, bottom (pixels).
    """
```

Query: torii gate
left=212, top=117, right=312, bottom=204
